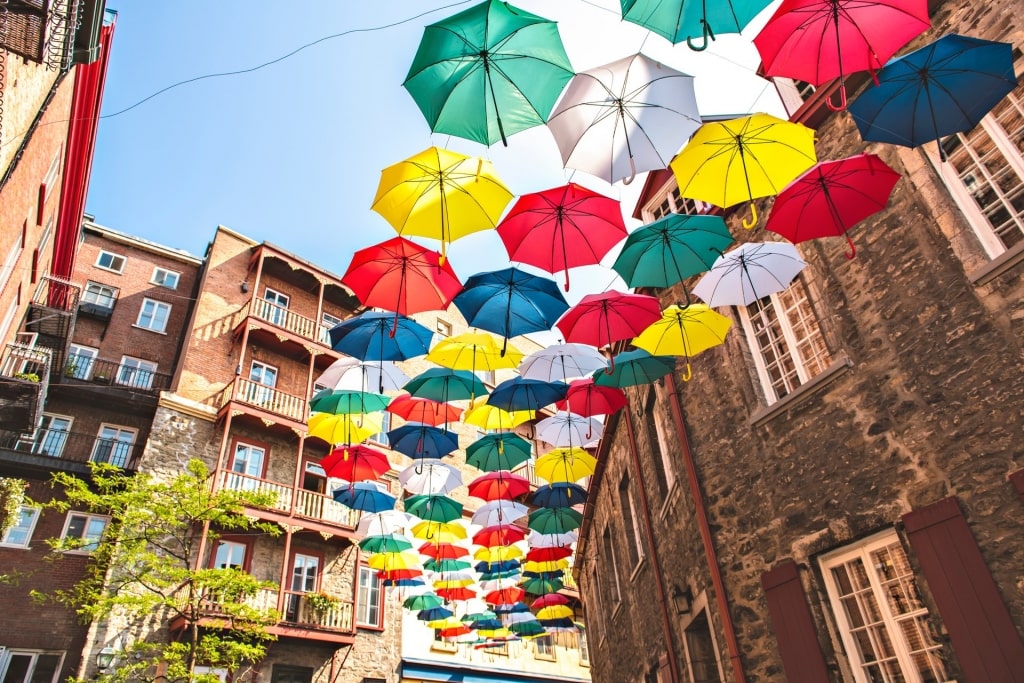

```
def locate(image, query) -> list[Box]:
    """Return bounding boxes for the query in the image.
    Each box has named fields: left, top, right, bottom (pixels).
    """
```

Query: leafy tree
left=39, top=460, right=283, bottom=683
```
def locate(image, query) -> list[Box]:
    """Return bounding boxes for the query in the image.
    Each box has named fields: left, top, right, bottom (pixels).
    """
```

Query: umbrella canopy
left=328, top=311, right=433, bottom=361
left=474, top=523, right=528, bottom=547
left=485, top=587, right=527, bottom=606
left=404, top=368, right=489, bottom=403
left=555, top=377, right=627, bottom=417
left=387, top=423, right=460, bottom=460
left=518, top=343, right=608, bottom=383
left=532, top=482, right=589, bottom=509
left=670, top=113, right=818, bottom=228
left=405, top=494, right=464, bottom=524
left=468, top=471, right=532, bottom=501
left=452, top=267, right=569, bottom=352
left=465, top=432, right=534, bottom=472
left=424, top=558, right=474, bottom=573
left=547, top=52, right=700, bottom=184
left=621, top=0, right=773, bottom=49
left=471, top=500, right=530, bottom=527
left=527, top=530, right=578, bottom=548
left=309, top=389, right=391, bottom=416
left=474, top=545, right=525, bottom=563
left=592, top=349, right=677, bottom=389
left=371, top=146, right=513, bottom=261
left=509, top=620, right=547, bottom=637
left=412, top=520, right=469, bottom=543
left=426, top=332, right=523, bottom=374
left=320, top=444, right=392, bottom=483
left=307, top=412, right=382, bottom=446
left=359, top=533, right=414, bottom=554
left=632, top=304, right=733, bottom=381
left=463, top=398, right=535, bottom=432
left=535, top=411, right=604, bottom=447
left=368, top=550, right=423, bottom=572
left=754, top=0, right=930, bottom=109
left=315, top=357, right=410, bottom=393
left=530, top=593, right=570, bottom=610
left=849, top=35, right=1018, bottom=158
left=534, top=447, right=598, bottom=484
left=520, top=576, right=565, bottom=595
left=355, top=509, right=416, bottom=537
left=488, top=376, right=568, bottom=412
left=496, top=183, right=627, bottom=291
left=528, top=507, right=583, bottom=534
left=386, top=393, right=463, bottom=427
left=419, top=542, right=470, bottom=560
left=341, top=236, right=462, bottom=318
left=398, top=459, right=463, bottom=495
left=536, top=605, right=574, bottom=620
left=612, top=213, right=734, bottom=289
left=404, top=592, right=445, bottom=611
left=692, top=241, right=808, bottom=307
left=526, top=546, right=574, bottom=562
left=556, top=290, right=662, bottom=351
left=333, top=481, right=396, bottom=513
left=437, top=587, right=478, bottom=602
left=765, top=153, right=902, bottom=258
left=403, top=0, right=574, bottom=147
left=417, top=606, right=454, bottom=622
left=479, top=577, right=522, bottom=594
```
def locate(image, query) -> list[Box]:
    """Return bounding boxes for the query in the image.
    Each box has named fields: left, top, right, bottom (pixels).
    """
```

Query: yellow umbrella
left=522, top=559, right=569, bottom=574
left=474, top=545, right=524, bottom=563
left=534, top=447, right=597, bottom=484
left=412, top=520, right=468, bottom=543
left=371, top=146, right=514, bottom=261
left=367, top=550, right=422, bottom=572
left=477, top=628, right=513, bottom=639
left=536, top=605, right=574, bottom=621
left=433, top=577, right=476, bottom=589
left=670, top=113, right=817, bottom=228
left=427, top=331, right=524, bottom=372
left=463, top=396, right=535, bottom=431
left=427, top=616, right=465, bottom=630
left=307, top=412, right=382, bottom=445
left=632, top=304, right=732, bottom=381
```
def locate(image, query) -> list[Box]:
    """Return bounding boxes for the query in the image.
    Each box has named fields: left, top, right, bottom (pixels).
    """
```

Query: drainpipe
left=665, top=373, right=747, bottom=683
left=623, top=409, right=682, bottom=683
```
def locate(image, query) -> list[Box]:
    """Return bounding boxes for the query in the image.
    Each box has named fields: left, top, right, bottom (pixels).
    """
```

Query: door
left=264, top=288, right=289, bottom=327
left=30, top=414, right=72, bottom=457
left=247, top=361, right=278, bottom=407
left=286, top=553, right=319, bottom=621
left=92, top=426, right=136, bottom=467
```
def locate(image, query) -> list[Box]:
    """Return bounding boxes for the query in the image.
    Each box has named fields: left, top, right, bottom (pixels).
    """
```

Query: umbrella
left=471, top=500, right=530, bottom=527
left=528, top=507, right=583, bottom=534
left=534, top=447, right=597, bottom=484
left=333, top=481, right=396, bottom=513
left=546, top=52, right=701, bottom=184
left=526, top=546, right=574, bottom=562
left=488, top=376, right=568, bottom=412
left=479, top=568, right=522, bottom=582
left=527, top=530, right=578, bottom=547
left=340, top=236, right=462, bottom=323
left=754, top=0, right=930, bottom=110
left=520, top=576, right=565, bottom=595
left=315, top=357, right=409, bottom=393
left=437, top=587, right=477, bottom=602
left=632, top=304, right=733, bottom=381
left=765, top=153, right=902, bottom=258
left=417, top=606, right=454, bottom=622
left=480, top=577, right=523, bottom=594
left=328, top=311, right=433, bottom=361
left=536, top=605, right=574, bottom=620
left=411, top=520, right=468, bottom=543
left=463, top=399, right=535, bottom=433
left=509, top=620, right=547, bottom=637
left=452, top=267, right=569, bottom=354
left=473, top=523, right=528, bottom=547
left=535, top=411, right=604, bottom=447
left=532, top=482, right=589, bottom=509
left=465, top=433, right=534, bottom=472
left=670, top=113, right=818, bottom=228
left=555, top=377, right=627, bottom=417
left=492, top=601, right=531, bottom=614
left=611, top=213, right=735, bottom=290
left=692, top=241, right=807, bottom=307
left=309, top=389, right=391, bottom=415
left=405, top=494, right=464, bottom=524
left=849, top=35, right=1018, bottom=159
left=439, top=624, right=474, bottom=639
left=468, top=471, right=532, bottom=501
left=355, top=510, right=416, bottom=537
left=418, top=542, right=470, bottom=560
left=530, top=593, right=570, bottom=610
left=359, top=534, right=414, bottom=554
left=518, top=343, right=608, bottom=383
left=555, top=290, right=662, bottom=365
left=398, top=459, right=463, bottom=495
left=307, top=412, right=382, bottom=446
left=404, top=368, right=488, bottom=403
left=621, top=0, right=774, bottom=50
left=371, top=146, right=513, bottom=261
left=426, top=332, right=523, bottom=375
left=485, top=587, right=527, bottom=606
left=475, top=545, right=525, bottom=564
left=320, top=444, right=392, bottom=483
left=424, top=558, right=474, bottom=573
left=403, top=0, right=574, bottom=147
left=386, top=393, right=463, bottom=427
left=496, top=183, right=627, bottom=291
left=592, top=349, right=677, bottom=389
left=368, top=550, right=422, bottom=572
left=387, top=423, right=460, bottom=460
left=404, top=592, right=445, bottom=611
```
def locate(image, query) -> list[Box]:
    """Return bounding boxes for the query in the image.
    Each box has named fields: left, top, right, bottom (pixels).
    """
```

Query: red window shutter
left=37, top=184, right=46, bottom=225
left=902, top=497, right=1024, bottom=682
left=1010, top=469, right=1024, bottom=505
left=761, top=560, right=830, bottom=682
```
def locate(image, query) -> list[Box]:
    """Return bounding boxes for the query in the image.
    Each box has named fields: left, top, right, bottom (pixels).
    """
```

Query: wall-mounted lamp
left=96, top=647, right=117, bottom=671
left=240, top=281, right=249, bottom=293
left=671, top=584, right=693, bottom=615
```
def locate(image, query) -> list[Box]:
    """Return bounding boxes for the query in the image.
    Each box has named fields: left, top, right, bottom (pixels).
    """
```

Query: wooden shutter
left=902, top=497, right=1024, bottom=682
left=1009, top=469, right=1024, bottom=505
left=761, top=560, right=830, bottom=682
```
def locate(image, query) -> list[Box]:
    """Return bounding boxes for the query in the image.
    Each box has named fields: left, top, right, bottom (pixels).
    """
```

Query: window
left=246, top=361, right=278, bottom=406
left=642, top=181, right=711, bottom=222
left=30, top=413, right=72, bottom=457
left=65, top=344, right=98, bottom=379
left=0, top=506, right=40, bottom=547
left=534, top=635, right=556, bottom=661
left=619, top=475, right=644, bottom=570
left=286, top=553, right=320, bottom=621
left=82, top=282, right=117, bottom=308
left=91, top=425, right=136, bottom=467
left=601, top=526, right=622, bottom=608
left=684, top=611, right=723, bottom=683
left=116, top=356, right=157, bottom=389
left=321, top=312, right=342, bottom=345
left=150, top=267, right=180, bottom=290
left=230, top=442, right=266, bottom=479
left=263, top=288, right=289, bottom=327
left=737, top=278, right=833, bottom=404
left=645, top=389, right=676, bottom=496
left=0, top=650, right=64, bottom=683
left=579, top=629, right=590, bottom=666
left=367, top=411, right=391, bottom=447
left=136, top=298, right=171, bottom=333
left=0, top=1, right=49, bottom=62
left=95, top=250, right=126, bottom=273
left=819, top=530, right=951, bottom=683
left=435, top=318, right=452, bottom=337
left=60, top=513, right=108, bottom=553
left=356, top=564, right=383, bottom=628
left=211, top=540, right=248, bottom=570
left=41, top=149, right=61, bottom=205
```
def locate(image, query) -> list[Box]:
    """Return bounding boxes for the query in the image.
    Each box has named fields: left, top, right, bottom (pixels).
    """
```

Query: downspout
left=623, top=408, right=682, bottom=683
left=665, top=373, right=746, bottom=683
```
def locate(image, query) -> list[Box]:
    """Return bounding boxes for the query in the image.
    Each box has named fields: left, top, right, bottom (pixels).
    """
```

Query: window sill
left=94, top=265, right=124, bottom=275
left=132, top=324, right=168, bottom=335
left=749, top=354, right=853, bottom=428
left=968, top=240, right=1024, bottom=286
left=430, top=641, right=459, bottom=653
left=356, top=622, right=384, bottom=632
left=534, top=654, right=557, bottom=662
left=629, top=557, right=647, bottom=582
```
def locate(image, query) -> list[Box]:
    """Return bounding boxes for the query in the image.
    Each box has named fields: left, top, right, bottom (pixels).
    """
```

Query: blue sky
left=85, top=0, right=784, bottom=291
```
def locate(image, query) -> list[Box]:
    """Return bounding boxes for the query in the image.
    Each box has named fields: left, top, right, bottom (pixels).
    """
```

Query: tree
left=40, top=460, right=283, bottom=683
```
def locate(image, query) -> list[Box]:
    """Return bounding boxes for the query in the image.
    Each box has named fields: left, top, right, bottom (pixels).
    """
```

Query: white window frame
left=321, top=311, right=342, bottom=345
left=117, top=356, right=157, bottom=389
left=82, top=281, right=118, bottom=308
left=30, top=413, right=73, bottom=457
left=60, top=512, right=109, bottom=553
left=41, top=148, right=61, bottom=203
left=356, top=564, right=383, bottom=628
left=212, top=540, right=247, bottom=570
left=135, top=298, right=171, bottom=333
left=263, top=287, right=289, bottom=327
left=0, top=226, right=25, bottom=295
left=66, top=344, right=98, bottom=380
left=91, top=424, right=137, bottom=468
left=231, top=442, right=266, bottom=479
left=0, top=649, right=65, bottom=683
left=819, top=530, right=952, bottom=683
left=534, top=635, right=556, bottom=661
left=150, top=267, right=180, bottom=290
left=0, top=506, right=41, bottom=548
left=640, top=178, right=711, bottom=223
left=435, top=318, right=452, bottom=337
left=95, top=250, right=126, bottom=274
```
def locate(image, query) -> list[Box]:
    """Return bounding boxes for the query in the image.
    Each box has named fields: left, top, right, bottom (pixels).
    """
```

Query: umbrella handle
left=623, top=156, right=637, bottom=185
left=741, top=203, right=758, bottom=230
left=686, top=20, right=715, bottom=52
left=681, top=362, right=693, bottom=382
left=603, top=348, right=615, bottom=375
left=844, top=233, right=857, bottom=260
left=825, top=85, right=848, bottom=112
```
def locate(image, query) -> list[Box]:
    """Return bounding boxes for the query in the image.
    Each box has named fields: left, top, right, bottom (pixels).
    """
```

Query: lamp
left=240, top=281, right=249, bottom=293
left=96, top=647, right=117, bottom=671
left=671, top=584, right=693, bottom=614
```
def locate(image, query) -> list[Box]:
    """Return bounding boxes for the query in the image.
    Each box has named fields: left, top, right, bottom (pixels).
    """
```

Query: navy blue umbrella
left=329, top=311, right=434, bottom=361
left=492, top=601, right=531, bottom=614
left=453, top=267, right=569, bottom=353
left=387, top=422, right=460, bottom=460
left=418, top=606, right=454, bottom=622
left=475, top=559, right=522, bottom=574
left=332, top=481, right=396, bottom=513
left=849, top=35, right=1017, bottom=159
left=532, top=482, right=589, bottom=509
left=487, top=376, right=568, bottom=412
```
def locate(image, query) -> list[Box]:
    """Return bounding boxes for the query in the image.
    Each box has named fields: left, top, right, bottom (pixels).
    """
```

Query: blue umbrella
left=453, top=267, right=569, bottom=354
left=476, top=559, right=521, bottom=574
left=849, top=35, right=1017, bottom=160
left=487, top=376, right=568, bottom=412
left=384, top=578, right=426, bottom=588
left=532, top=482, right=589, bottom=508
left=387, top=422, right=460, bottom=460
left=492, top=601, right=531, bottom=614
left=328, top=311, right=434, bottom=362
left=467, top=618, right=505, bottom=630
left=403, top=367, right=488, bottom=403
left=418, top=606, right=454, bottom=622
left=332, top=481, right=396, bottom=513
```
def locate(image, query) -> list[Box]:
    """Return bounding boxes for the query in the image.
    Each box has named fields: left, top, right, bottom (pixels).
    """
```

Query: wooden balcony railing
left=176, top=587, right=354, bottom=635
left=217, top=470, right=359, bottom=530
left=224, top=378, right=307, bottom=423
left=218, top=470, right=293, bottom=513
left=244, top=298, right=333, bottom=348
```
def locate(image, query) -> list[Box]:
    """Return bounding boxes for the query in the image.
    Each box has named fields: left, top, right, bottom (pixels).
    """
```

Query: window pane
left=2, top=507, right=39, bottom=546
left=29, top=655, right=61, bottom=683
left=3, top=654, right=33, bottom=683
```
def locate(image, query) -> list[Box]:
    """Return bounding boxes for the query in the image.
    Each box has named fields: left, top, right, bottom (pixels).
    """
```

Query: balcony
left=216, top=470, right=359, bottom=530
left=0, top=343, right=51, bottom=431
left=236, top=298, right=334, bottom=349
left=61, top=353, right=172, bottom=392
left=0, top=427, right=142, bottom=474
left=220, top=378, right=308, bottom=424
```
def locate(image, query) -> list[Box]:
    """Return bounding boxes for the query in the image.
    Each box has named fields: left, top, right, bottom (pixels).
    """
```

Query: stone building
left=575, top=4, right=1024, bottom=683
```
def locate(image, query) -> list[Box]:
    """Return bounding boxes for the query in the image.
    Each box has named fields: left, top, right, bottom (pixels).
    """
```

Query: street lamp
left=96, top=647, right=117, bottom=671
left=671, top=584, right=693, bottom=615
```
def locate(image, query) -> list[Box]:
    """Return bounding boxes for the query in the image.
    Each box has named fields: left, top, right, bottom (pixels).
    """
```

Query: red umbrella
left=526, top=546, right=573, bottom=563
left=753, top=0, right=930, bottom=110
left=418, top=541, right=470, bottom=560
left=341, top=236, right=463, bottom=324
left=765, top=153, right=902, bottom=258
left=496, top=183, right=628, bottom=291
left=530, top=593, right=570, bottom=610
left=437, top=586, right=477, bottom=602
left=440, top=625, right=473, bottom=638
left=555, top=290, right=661, bottom=371
left=473, top=524, right=528, bottom=548
left=319, top=444, right=392, bottom=482
left=387, top=392, right=464, bottom=427
left=485, top=587, right=526, bottom=605
left=556, top=377, right=628, bottom=417
left=467, top=471, right=532, bottom=502
left=378, top=568, right=423, bottom=581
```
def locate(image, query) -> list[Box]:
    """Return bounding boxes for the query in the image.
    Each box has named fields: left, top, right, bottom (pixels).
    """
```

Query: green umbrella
left=425, top=558, right=474, bottom=573
left=612, top=214, right=734, bottom=290
left=404, top=368, right=488, bottom=403
left=309, top=389, right=391, bottom=415
left=358, top=533, right=414, bottom=554
left=520, top=575, right=565, bottom=595
left=403, top=0, right=575, bottom=146
left=405, top=494, right=464, bottom=524
left=527, top=507, right=583, bottom=535
left=593, top=349, right=677, bottom=389
left=404, top=592, right=445, bottom=611
left=621, top=0, right=774, bottom=51
left=465, top=433, right=533, bottom=472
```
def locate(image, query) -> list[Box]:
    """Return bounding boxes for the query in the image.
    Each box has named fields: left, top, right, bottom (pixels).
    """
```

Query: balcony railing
left=218, top=470, right=293, bottom=513
left=0, top=427, right=142, bottom=469
left=175, top=586, right=355, bottom=635
left=243, top=299, right=333, bottom=348
left=62, top=353, right=172, bottom=392
left=217, top=470, right=358, bottom=530
left=223, top=378, right=307, bottom=423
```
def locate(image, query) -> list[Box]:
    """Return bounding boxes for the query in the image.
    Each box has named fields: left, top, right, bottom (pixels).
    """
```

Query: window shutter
left=1009, top=469, right=1024, bottom=506
left=761, top=560, right=830, bottom=682
left=902, top=497, right=1024, bottom=682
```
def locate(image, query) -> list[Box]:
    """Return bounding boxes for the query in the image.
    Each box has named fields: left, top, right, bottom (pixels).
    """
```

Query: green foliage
left=0, top=476, right=27, bottom=536
left=304, top=590, right=340, bottom=613
left=13, top=371, right=40, bottom=382
left=42, top=460, right=283, bottom=683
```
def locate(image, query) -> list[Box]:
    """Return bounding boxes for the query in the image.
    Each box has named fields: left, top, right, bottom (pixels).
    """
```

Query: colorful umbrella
left=546, top=52, right=701, bottom=184
left=359, top=533, right=414, bottom=554
left=404, top=592, right=445, bottom=611
left=765, top=153, right=901, bottom=258
left=496, top=183, right=627, bottom=291
left=487, top=376, right=568, bottom=412
left=405, top=494, right=464, bottom=524
left=526, top=546, right=574, bottom=562
left=437, top=587, right=478, bottom=602
left=532, top=482, right=589, bottom=509
left=849, top=35, right=1018, bottom=158
left=328, top=311, right=433, bottom=361
left=468, top=471, right=532, bottom=501
left=371, top=146, right=513, bottom=261
left=474, top=545, right=525, bottom=563
left=320, top=444, right=392, bottom=483
left=530, top=594, right=570, bottom=610
left=333, top=481, right=396, bottom=513
left=517, top=343, right=608, bottom=383
left=611, top=213, right=734, bottom=289
left=670, top=113, right=818, bottom=228
left=424, top=558, right=474, bottom=573
left=754, top=0, right=930, bottom=110
left=471, top=500, right=530, bottom=527
left=309, top=389, right=391, bottom=415
left=534, top=447, right=597, bottom=484
left=404, top=368, right=488, bottom=403
left=315, top=357, right=409, bottom=393
left=555, top=290, right=662, bottom=355
left=417, top=606, right=454, bottom=622
left=463, top=399, right=535, bottom=432
left=307, top=412, right=382, bottom=446
left=592, top=349, right=676, bottom=389
left=536, top=605, right=574, bottom=621
left=465, top=433, right=534, bottom=473
left=528, top=507, right=583, bottom=534
left=485, top=587, right=527, bottom=606
left=473, top=523, right=528, bottom=547
left=412, top=520, right=468, bottom=543
left=418, top=542, right=470, bottom=560
left=509, top=619, right=547, bottom=637
left=355, top=509, right=416, bottom=537
left=632, top=304, right=733, bottom=381
left=555, top=377, right=627, bottom=417
left=527, top=530, right=578, bottom=548
left=535, top=411, right=604, bottom=447
left=426, top=332, right=523, bottom=375
left=386, top=393, right=463, bottom=427
left=368, top=550, right=423, bottom=572
left=692, top=241, right=807, bottom=307
left=398, top=459, right=463, bottom=495
left=403, top=0, right=574, bottom=147
left=387, top=423, right=460, bottom=460
left=480, top=577, right=523, bottom=594
left=621, top=0, right=774, bottom=50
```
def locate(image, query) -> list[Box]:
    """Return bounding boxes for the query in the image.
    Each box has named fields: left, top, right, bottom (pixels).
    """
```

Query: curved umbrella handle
left=623, top=156, right=637, bottom=186
left=603, top=348, right=615, bottom=375
left=741, top=203, right=758, bottom=230
left=826, top=84, right=848, bottom=112
left=686, top=20, right=715, bottom=52
left=844, top=233, right=857, bottom=260
left=681, top=362, right=693, bottom=382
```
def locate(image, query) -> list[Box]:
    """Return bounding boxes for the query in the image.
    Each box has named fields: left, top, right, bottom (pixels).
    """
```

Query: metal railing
left=0, top=427, right=141, bottom=469
left=246, top=299, right=332, bottom=347
left=217, top=470, right=359, bottom=530
left=62, top=352, right=172, bottom=392
left=226, top=378, right=307, bottom=422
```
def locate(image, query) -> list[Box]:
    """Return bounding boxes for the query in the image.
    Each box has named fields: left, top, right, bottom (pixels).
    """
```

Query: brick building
left=575, top=5, right=1024, bottom=683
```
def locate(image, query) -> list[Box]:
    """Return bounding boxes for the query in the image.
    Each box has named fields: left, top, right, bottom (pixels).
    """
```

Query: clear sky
left=84, top=0, right=785, bottom=297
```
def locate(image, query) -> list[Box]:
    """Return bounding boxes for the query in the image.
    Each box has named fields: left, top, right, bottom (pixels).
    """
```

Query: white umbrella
left=355, top=510, right=416, bottom=538
left=526, top=530, right=578, bottom=548
left=534, top=411, right=604, bottom=447
left=471, top=500, right=529, bottom=527
left=547, top=52, right=701, bottom=185
left=692, top=242, right=807, bottom=308
left=316, top=356, right=410, bottom=393
left=518, top=343, right=608, bottom=383
left=398, top=459, right=463, bottom=495
left=479, top=577, right=522, bottom=593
